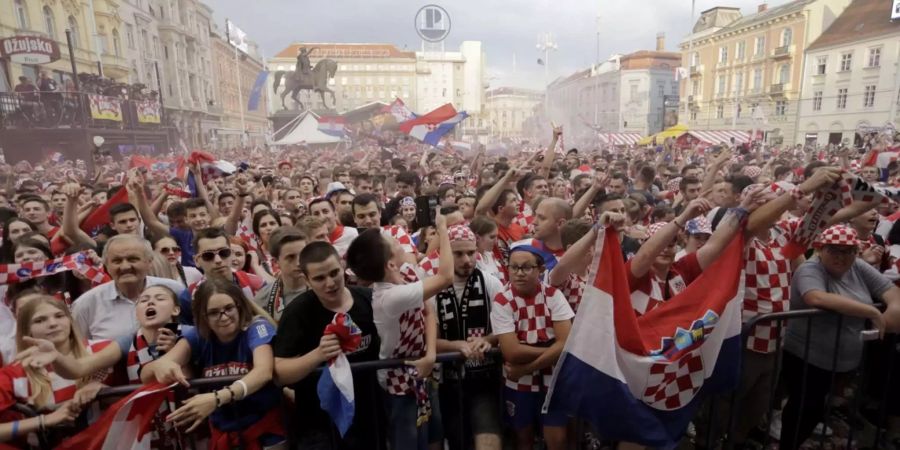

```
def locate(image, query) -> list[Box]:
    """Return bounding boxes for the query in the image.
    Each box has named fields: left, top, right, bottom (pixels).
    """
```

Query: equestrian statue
left=272, top=47, right=338, bottom=110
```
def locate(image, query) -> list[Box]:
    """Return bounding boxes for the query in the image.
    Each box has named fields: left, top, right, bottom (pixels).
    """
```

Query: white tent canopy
left=270, top=111, right=342, bottom=146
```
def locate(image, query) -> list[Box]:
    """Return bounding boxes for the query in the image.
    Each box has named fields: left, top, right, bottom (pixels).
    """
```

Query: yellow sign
left=88, top=95, right=122, bottom=122
left=136, top=100, right=161, bottom=124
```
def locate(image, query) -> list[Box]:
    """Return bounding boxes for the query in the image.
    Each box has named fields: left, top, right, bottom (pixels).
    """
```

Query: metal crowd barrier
left=9, top=311, right=898, bottom=449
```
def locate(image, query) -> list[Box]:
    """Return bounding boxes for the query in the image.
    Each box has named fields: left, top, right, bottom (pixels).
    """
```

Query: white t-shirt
left=371, top=280, right=436, bottom=360
left=477, top=251, right=504, bottom=282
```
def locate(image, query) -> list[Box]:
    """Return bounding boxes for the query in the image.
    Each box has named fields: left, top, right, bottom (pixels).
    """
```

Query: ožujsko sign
left=0, top=36, right=61, bottom=64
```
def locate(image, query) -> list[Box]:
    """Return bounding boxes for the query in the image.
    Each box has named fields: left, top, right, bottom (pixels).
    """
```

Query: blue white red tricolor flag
left=317, top=312, right=363, bottom=436
left=318, top=115, right=347, bottom=137
left=399, top=103, right=468, bottom=147
left=543, top=226, right=744, bottom=449
left=57, top=383, right=176, bottom=450
left=185, top=151, right=237, bottom=197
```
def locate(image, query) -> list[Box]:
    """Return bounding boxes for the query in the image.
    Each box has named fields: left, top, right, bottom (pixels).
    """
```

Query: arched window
left=780, top=64, right=791, bottom=83
left=782, top=28, right=792, bottom=47
left=14, top=0, right=29, bottom=29
left=42, top=6, right=56, bottom=39
left=112, top=29, right=121, bottom=56
left=67, top=16, right=80, bottom=48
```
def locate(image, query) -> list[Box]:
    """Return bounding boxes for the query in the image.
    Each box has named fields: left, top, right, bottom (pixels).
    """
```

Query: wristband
left=673, top=218, right=685, bottom=228
left=790, top=186, right=806, bottom=202
left=235, top=380, right=249, bottom=400
left=225, top=386, right=236, bottom=404
left=12, top=420, right=19, bottom=439
left=214, top=390, right=221, bottom=408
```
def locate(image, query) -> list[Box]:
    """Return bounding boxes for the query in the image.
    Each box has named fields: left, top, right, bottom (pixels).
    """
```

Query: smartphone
left=860, top=329, right=880, bottom=341
left=164, top=322, right=181, bottom=337
left=415, top=195, right=439, bottom=228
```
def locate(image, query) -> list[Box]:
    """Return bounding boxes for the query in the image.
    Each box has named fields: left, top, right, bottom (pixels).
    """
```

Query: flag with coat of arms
left=543, top=226, right=745, bottom=449
left=399, top=103, right=468, bottom=147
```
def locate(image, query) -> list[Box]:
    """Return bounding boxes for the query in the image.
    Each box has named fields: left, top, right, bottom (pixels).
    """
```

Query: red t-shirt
left=625, top=252, right=702, bottom=316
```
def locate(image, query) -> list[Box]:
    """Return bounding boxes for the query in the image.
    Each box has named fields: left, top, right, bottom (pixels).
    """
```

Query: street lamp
left=537, top=32, right=558, bottom=125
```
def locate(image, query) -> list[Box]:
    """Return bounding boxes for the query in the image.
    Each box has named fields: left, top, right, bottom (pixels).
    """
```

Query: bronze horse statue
left=272, top=59, right=338, bottom=110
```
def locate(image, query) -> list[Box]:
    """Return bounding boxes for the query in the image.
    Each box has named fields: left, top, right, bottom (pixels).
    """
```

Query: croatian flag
left=185, top=151, right=237, bottom=197
left=863, top=147, right=900, bottom=181
left=543, top=227, right=744, bottom=449
left=317, top=312, right=363, bottom=436
left=58, top=383, right=176, bottom=450
left=318, top=115, right=347, bottom=137
left=399, top=104, right=468, bottom=147
left=383, top=97, right=416, bottom=123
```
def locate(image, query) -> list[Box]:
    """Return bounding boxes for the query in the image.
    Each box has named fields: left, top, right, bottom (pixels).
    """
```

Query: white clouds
left=212, top=0, right=784, bottom=90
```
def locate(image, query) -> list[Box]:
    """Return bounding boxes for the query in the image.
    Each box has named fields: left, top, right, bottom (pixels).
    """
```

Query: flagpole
left=227, top=19, right=246, bottom=147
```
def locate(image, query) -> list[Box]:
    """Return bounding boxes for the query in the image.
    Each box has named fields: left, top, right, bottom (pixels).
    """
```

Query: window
left=754, top=36, right=765, bottom=56
left=66, top=16, right=80, bottom=48
left=112, top=29, right=121, bottom=56
left=629, top=82, right=638, bottom=101
left=14, top=0, right=29, bottom=29
left=813, top=91, right=823, bottom=111
left=717, top=75, right=726, bottom=94
left=775, top=100, right=787, bottom=116
left=141, top=29, right=150, bottom=52
left=691, top=80, right=700, bottom=96
left=868, top=48, right=881, bottom=68
left=840, top=53, right=852, bottom=71
left=690, top=51, right=699, bottom=67
left=753, top=68, right=763, bottom=93
left=837, top=88, right=848, bottom=109
left=779, top=64, right=791, bottom=84
left=781, top=28, right=792, bottom=47
left=126, top=24, right=135, bottom=49
left=735, top=72, right=744, bottom=95
left=864, top=85, right=876, bottom=107
left=736, top=41, right=746, bottom=61
left=816, top=57, right=827, bottom=75
left=658, top=82, right=665, bottom=97
left=690, top=110, right=698, bottom=121
left=718, top=46, right=728, bottom=64
left=716, top=104, right=724, bottom=118
left=43, top=6, right=56, bottom=39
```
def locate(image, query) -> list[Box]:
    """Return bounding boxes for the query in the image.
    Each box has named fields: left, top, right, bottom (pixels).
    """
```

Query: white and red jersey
left=558, top=273, right=586, bottom=313
left=490, top=283, right=574, bottom=392
left=329, top=225, right=359, bottom=257
left=743, top=218, right=796, bottom=354
left=626, top=252, right=702, bottom=316
left=513, top=200, right=535, bottom=235
left=0, top=340, right=115, bottom=412
left=381, top=225, right=418, bottom=256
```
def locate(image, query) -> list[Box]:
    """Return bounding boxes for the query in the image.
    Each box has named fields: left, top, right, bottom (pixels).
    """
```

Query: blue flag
left=247, top=71, right=268, bottom=111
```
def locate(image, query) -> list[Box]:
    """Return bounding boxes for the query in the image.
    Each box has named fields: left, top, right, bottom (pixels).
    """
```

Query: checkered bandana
left=667, top=177, right=682, bottom=193
left=769, top=181, right=796, bottom=196
left=812, top=224, right=859, bottom=248
left=646, top=222, right=669, bottom=238
left=685, top=217, right=712, bottom=235
left=448, top=225, right=475, bottom=243
left=743, top=166, right=762, bottom=178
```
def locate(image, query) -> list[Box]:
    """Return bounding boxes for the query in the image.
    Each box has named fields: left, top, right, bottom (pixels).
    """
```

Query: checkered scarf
left=783, top=173, right=900, bottom=259
left=0, top=252, right=109, bottom=286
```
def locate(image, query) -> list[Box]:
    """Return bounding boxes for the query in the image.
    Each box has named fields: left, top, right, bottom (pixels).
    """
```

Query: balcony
left=0, top=92, right=166, bottom=131
left=690, top=66, right=702, bottom=77
left=769, top=83, right=784, bottom=96
left=772, top=46, right=791, bottom=59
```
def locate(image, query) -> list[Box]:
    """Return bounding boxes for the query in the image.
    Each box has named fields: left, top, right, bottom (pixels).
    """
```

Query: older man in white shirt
left=72, top=234, right=184, bottom=340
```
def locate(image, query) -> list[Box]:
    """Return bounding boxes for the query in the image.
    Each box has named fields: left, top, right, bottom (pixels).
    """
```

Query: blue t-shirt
left=183, top=317, right=279, bottom=431
left=169, top=227, right=196, bottom=267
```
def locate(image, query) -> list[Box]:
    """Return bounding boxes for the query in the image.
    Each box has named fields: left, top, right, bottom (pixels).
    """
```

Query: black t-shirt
left=621, top=235, right=641, bottom=261
left=272, top=286, right=381, bottom=444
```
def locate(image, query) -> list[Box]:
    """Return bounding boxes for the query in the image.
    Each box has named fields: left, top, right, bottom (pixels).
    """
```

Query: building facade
left=679, top=0, right=851, bottom=145
left=483, top=87, right=543, bottom=139
left=415, top=41, right=486, bottom=114
left=210, top=27, right=268, bottom=148
left=795, top=0, right=900, bottom=146
left=546, top=36, right=680, bottom=142
left=0, top=0, right=128, bottom=89
left=269, top=43, right=418, bottom=113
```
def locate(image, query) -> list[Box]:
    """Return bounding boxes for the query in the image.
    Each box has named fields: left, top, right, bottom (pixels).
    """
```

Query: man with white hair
left=72, top=234, right=185, bottom=340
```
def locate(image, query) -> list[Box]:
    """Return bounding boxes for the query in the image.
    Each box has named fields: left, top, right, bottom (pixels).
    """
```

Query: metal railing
left=9, top=310, right=898, bottom=450
left=0, top=91, right=165, bottom=131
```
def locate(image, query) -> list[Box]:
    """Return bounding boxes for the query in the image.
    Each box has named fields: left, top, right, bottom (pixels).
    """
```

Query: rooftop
left=273, top=43, right=416, bottom=60
left=807, top=0, right=900, bottom=51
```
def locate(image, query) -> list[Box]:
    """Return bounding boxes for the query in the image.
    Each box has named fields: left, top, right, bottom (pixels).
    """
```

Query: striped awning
left=598, top=132, right=643, bottom=146
left=685, top=130, right=751, bottom=146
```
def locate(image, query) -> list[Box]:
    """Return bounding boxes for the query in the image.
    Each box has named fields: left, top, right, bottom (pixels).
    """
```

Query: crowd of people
left=0, top=126, right=896, bottom=450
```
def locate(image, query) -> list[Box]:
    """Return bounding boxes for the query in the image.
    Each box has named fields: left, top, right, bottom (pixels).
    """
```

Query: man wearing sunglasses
left=177, top=227, right=266, bottom=325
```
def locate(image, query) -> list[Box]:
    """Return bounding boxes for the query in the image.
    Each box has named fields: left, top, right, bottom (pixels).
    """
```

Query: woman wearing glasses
left=141, top=278, right=285, bottom=450
left=152, top=236, right=202, bottom=288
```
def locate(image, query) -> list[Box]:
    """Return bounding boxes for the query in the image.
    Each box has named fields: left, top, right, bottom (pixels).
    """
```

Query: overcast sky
left=211, top=0, right=780, bottom=90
